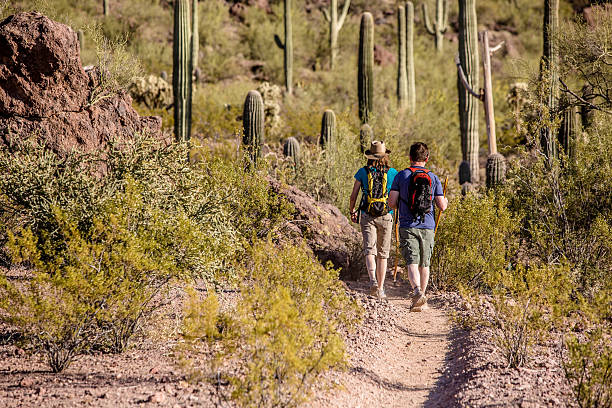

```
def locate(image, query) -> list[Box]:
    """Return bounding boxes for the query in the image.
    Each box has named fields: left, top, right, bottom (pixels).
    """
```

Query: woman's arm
left=349, top=180, right=361, bottom=222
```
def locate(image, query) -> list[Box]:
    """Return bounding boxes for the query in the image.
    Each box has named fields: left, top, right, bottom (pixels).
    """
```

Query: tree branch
left=490, top=41, right=505, bottom=54
left=559, top=77, right=612, bottom=115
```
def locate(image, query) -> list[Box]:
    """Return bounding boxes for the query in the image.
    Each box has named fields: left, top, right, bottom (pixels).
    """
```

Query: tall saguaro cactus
left=540, top=0, right=559, bottom=161
left=358, top=12, right=374, bottom=124
left=320, top=109, right=337, bottom=151
left=274, top=0, right=293, bottom=94
left=322, top=0, right=351, bottom=70
left=191, top=0, right=199, bottom=75
left=243, top=91, right=265, bottom=169
left=405, top=1, right=416, bottom=114
left=173, top=0, right=193, bottom=142
left=397, top=6, right=408, bottom=110
left=422, top=0, right=448, bottom=52
left=457, top=0, right=480, bottom=183
left=103, top=0, right=109, bottom=16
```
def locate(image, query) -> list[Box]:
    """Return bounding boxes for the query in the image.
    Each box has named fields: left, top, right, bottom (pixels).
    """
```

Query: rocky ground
left=0, top=268, right=576, bottom=407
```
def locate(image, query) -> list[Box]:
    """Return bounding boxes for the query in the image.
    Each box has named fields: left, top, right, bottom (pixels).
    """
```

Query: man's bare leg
left=419, top=266, right=430, bottom=295
left=407, top=263, right=420, bottom=290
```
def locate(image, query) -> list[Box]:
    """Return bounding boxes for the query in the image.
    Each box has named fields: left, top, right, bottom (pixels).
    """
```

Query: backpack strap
left=365, top=166, right=389, bottom=214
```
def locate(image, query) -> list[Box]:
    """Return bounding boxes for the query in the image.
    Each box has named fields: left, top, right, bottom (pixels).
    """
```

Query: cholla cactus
left=243, top=90, right=265, bottom=169
left=486, top=153, right=506, bottom=188
left=256, top=82, right=283, bottom=136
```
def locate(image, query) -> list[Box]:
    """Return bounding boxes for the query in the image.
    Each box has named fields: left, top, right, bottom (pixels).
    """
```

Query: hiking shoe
left=411, top=288, right=426, bottom=308
left=377, top=287, right=387, bottom=300
left=369, top=284, right=378, bottom=296
left=411, top=301, right=428, bottom=312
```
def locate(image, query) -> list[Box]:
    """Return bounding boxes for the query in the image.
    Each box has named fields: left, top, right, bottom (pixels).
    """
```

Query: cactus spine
left=457, top=0, right=480, bottom=183
left=397, top=6, right=408, bottom=110
left=540, top=0, right=559, bottom=161
left=173, top=0, right=193, bottom=142
left=274, top=0, right=293, bottom=94
left=358, top=12, right=374, bottom=124
left=283, top=137, right=301, bottom=167
left=359, top=123, right=373, bottom=153
left=243, top=90, right=265, bottom=168
left=103, top=0, right=109, bottom=16
left=486, top=153, right=506, bottom=189
left=322, top=0, right=351, bottom=70
left=320, top=109, right=337, bottom=151
left=405, top=1, right=416, bottom=114
left=422, top=0, right=448, bottom=52
left=191, top=0, right=199, bottom=75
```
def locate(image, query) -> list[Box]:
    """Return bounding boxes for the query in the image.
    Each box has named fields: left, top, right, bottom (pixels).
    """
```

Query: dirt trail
left=313, top=278, right=453, bottom=408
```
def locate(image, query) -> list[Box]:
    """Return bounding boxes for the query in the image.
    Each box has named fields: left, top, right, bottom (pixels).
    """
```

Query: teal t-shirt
left=354, top=166, right=398, bottom=215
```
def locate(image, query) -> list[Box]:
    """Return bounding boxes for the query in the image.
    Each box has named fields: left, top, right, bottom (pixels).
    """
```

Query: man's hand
left=350, top=211, right=359, bottom=223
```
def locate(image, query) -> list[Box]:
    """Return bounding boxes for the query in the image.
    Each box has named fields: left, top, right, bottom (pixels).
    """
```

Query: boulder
left=0, top=12, right=161, bottom=155
left=269, top=179, right=364, bottom=280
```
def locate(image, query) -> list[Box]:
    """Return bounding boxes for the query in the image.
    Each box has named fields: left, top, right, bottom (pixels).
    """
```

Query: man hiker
left=349, top=141, right=398, bottom=299
left=388, top=142, right=448, bottom=310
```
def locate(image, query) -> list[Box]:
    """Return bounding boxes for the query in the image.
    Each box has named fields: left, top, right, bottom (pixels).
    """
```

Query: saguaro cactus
left=243, top=90, right=265, bottom=168
left=173, top=0, right=193, bottom=142
left=540, top=0, right=559, bottom=161
left=405, top=1, right=416, bottom=114
left=359, top=123, right=373, bottom=153
left=274, top=0, right=293, bottom=94
left=320, top=109, right=337, bottom=151
left=397, top=6, right=408, bottom=110
left=486, top=153, right=506, bottom=188
left=103, top=0, right=109, bottom=16
left=558, top=96, right=579, bottom=158
left=422, top=0, right=448, bottom=52
left=457, top=0, right=480, bottom=183
left=283, top=137, right=301, bottom=167
left=77, top=29, right=84, bottom=51
left=191, top=0, right=199, bottom=75
left=322, top=0, right=351, bottom=70
left=358, top=12, right=374, bottom=124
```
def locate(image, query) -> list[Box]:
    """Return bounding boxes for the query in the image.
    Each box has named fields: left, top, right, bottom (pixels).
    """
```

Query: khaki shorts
left=399, top=227, right=435, bottom=267
left=359, top=212, right=393, bottom=259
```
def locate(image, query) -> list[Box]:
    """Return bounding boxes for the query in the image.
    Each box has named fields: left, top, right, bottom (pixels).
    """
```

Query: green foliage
left=179, top=241, right=361, bottom=407
left=431, top=193, right=519, bottom=291
left=564, top=330, right=612, bottom=408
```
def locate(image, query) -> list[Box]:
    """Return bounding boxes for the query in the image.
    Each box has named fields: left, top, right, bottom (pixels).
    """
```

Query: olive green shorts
left=399, top=227, right=435, bottom=267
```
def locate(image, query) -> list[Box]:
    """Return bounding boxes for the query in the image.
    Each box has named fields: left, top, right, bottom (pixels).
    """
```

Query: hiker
left=388, top=142, right=448, bottom=310
left=349, top=141, right=398, bottom=299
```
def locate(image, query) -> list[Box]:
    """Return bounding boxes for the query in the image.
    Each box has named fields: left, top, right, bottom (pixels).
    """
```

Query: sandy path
left=313, top=278, right=452, bottom=408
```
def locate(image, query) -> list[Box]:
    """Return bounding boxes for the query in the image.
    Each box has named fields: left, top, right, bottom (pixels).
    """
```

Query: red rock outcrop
left=0, top=12, right=161, bottom=155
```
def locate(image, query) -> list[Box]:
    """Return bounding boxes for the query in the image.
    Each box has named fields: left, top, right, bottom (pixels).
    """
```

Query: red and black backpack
left=404, top=167, right=433, bottom=222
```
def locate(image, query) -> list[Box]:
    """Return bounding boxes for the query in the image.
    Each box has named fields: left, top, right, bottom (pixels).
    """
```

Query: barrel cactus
left=243, top=90, right=265, bottom=169
left=320, top=109, right=337, bottom=151
left=359, top=123, right=373, bottom=153
left=173, top=0, right=193, bottom=141
left=274, top=0, right=293, bottom=94
left=283, top=137, right=300, bottom=167
left=358, top=12, right=374, bottom=124
left=457, top=0, right=479, bottom=183
left=486, top=153, right=506, bottom=188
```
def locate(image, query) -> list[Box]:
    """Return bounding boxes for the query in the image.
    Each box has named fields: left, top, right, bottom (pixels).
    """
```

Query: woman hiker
left=349, top=141, right=398, bottom=299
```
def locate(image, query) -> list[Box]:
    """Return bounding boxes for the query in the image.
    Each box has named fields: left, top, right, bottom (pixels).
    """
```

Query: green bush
left=430, top=192, right=519, bottom=291
left=179, top=241, right=362, bottom=407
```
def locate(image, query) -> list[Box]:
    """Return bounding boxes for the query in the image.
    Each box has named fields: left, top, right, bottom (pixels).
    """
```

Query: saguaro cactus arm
left=422, top=0, right=448, bottom=51
left=274, top=35, right=285, bottom=49
left=422, top=3, right=435, bottom=35
left=322, top=0, right=351, bottom=70
left=455, top=54, right=482, bottom=100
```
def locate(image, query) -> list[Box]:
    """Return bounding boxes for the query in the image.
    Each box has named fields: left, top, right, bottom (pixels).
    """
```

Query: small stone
left=19, top=377, right=34, bottom=387
left=149, top=365, right=160, bottom=374
left=178, top=380, right=189, bottom=389
left=148, top=391, right=165, bottom=403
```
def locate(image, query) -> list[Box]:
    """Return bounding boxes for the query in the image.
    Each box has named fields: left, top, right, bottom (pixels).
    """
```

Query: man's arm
left=434, top=195, right=448, bottom=211
left=388, top=190, right=399, bottom=210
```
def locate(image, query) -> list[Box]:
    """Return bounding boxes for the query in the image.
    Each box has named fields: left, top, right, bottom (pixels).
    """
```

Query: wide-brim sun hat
left=364, top=140, right=391, bottom=159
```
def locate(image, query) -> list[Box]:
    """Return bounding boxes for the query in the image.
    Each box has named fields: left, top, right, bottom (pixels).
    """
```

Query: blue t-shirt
left=354, top=166, right=398, bottom=215
left=390, top=166, right=443, bottom=229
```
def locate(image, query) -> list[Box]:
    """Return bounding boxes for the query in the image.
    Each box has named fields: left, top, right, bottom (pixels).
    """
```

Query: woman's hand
left=350, top=211, right=359, bottom=223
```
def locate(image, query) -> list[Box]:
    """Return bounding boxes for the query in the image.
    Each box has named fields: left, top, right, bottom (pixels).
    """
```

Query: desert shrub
left=179, top=241, right=362, bottom=407
left=564, top=330, right=612, bottom=408
left=461, top=263, right=572, bottom=368
left=0, top=183, right=197, bottom=370
left=430, top=192, right=519, bottom=291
